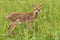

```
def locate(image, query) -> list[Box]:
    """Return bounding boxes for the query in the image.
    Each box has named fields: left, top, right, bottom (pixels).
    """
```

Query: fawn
left=6, top=3, right=42, bottom=35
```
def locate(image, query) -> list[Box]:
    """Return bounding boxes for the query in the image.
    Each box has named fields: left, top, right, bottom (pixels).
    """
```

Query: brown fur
left=7, top=4, right=42, bottom=34
left=7, top=12, right=35, bottom=22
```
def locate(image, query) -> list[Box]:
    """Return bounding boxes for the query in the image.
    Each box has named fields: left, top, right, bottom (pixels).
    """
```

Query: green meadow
left=0, top=0, right=60, bottom=40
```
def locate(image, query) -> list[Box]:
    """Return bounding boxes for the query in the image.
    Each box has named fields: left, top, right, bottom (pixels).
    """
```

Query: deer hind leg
left=8, top=22, right=17, bottom=35
left=8, top=19, right=20, bottom=35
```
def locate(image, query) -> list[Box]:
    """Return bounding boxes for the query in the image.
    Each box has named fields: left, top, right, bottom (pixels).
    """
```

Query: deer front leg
left=25, top=21, right=33, bottom=31
left=29, top=22, right=33, bottom=31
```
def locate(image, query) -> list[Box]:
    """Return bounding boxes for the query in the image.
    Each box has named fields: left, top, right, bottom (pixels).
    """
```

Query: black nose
left=36, top=12, right=38, bottom=14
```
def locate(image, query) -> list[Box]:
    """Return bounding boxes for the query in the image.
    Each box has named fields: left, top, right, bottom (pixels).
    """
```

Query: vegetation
left=0, top=0, right=60, bottom=40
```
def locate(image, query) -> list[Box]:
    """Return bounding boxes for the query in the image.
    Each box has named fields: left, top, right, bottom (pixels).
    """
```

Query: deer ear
left=39, top=3, right=42, bottom=7
left=39, top=3, right=42, bottom=9
left=32, top=4, right=35, bottom=8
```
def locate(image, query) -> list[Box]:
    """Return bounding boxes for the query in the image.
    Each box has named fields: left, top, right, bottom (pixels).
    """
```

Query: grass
left=0, top=0, right=60, bottom=40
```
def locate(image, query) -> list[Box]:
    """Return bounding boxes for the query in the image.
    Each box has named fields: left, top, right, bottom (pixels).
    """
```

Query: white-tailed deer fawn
left=7, top=3, right=42, bottom=35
